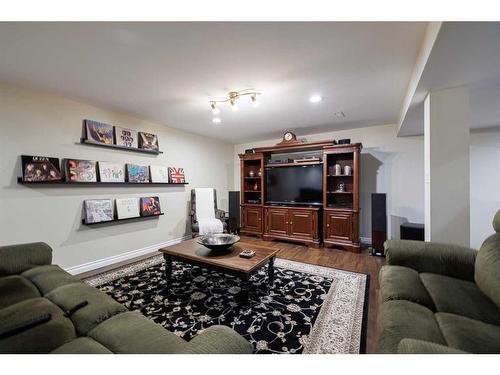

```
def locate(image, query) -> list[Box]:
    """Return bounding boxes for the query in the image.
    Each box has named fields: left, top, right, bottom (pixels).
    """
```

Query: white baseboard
left=65, top=235, right=191, bottom=275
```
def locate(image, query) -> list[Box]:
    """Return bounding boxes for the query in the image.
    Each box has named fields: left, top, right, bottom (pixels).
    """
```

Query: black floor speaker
left=371, top=193, right=387, bottom=256
left=228, top=191, right=240, bottom=234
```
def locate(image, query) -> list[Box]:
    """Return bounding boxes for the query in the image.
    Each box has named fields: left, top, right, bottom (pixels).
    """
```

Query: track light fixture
left=209, top=89, right=261, bottom=113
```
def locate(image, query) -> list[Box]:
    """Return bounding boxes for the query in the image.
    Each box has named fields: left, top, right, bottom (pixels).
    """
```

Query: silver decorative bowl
left=196, top=233, right=240, bottom=251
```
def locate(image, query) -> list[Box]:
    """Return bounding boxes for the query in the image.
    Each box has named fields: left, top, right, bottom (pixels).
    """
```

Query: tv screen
left=265, top=164, right=323, bottom=205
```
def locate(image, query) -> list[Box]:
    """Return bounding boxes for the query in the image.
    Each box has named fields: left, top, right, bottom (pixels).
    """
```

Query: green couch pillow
left=475, top=210, right=500, bottom=309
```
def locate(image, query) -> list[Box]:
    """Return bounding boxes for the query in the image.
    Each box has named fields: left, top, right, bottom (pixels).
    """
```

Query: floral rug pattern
left=85, top=256, right=367, bottom=354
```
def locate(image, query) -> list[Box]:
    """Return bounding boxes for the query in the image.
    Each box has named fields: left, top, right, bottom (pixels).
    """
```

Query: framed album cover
left=140, top=196, right=161, bottom=216
left=138, top=131, right=159, bottom=150
left=149, top=165, right=169, bottom=183
left=21, top=155, right=62, bottom=182
left=116, top=198, right=140, bottom=219
left=84, top=199, right=114, bottom=224
left=114, top=126, right=138, bottom=148
left=168, top=167, right=185, bottom=183
left=98, top=162, right=125, bottom=183
left=126, top=163, right=150, bottom=183
left=84, top=119, right=114, bottom=144
left=65, top=159, right=97, bottom=182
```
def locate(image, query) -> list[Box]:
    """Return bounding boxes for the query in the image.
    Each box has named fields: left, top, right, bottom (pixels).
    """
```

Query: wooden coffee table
left=158, top=239, right=280, bottom=300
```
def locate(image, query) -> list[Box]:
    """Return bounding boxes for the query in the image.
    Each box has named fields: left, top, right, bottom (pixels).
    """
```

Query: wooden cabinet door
left=242, top=206, right=262, bottom=233
left=265, top=207, right=288, bottom=236
left=288, top=209, right=316, bottom=240
left=324, top=210, right=352, bottom=241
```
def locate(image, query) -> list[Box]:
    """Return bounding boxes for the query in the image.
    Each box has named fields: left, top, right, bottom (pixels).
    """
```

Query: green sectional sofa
left=0, top=242, right=253, bottom=354
left=378, top=211, right=500, bottom=354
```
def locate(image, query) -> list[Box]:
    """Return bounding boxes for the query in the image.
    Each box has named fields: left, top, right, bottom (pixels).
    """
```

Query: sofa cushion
left=21, top=265, right=80, bottom=295
left=420, top=272, right=500, bottom=325
left=0, top=297, right=76, bottom=353
left=379, top=266, right=434, bottom=309
left=475, top=230, right=500, bottom=310
left=0, top=242, right=53, bottom=277
left=436, top=313, right=500, bottom=354
left=378, top=300, right=446, bottom=353
left=0, top=275, right=40, bottom=309
left=88, top=311, right=188, bottom=354
left=45, top=283, right=127, bottom=335
left=50, top=337, right=113, bottom=354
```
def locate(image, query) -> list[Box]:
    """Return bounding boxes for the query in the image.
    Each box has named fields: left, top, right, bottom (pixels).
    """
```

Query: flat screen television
left=265, top=164, right=323, bottom=206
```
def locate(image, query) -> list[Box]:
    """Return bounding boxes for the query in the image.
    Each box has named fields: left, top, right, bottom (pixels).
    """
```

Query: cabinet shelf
left=17, top=177, right=188, bottom=187
left=243, top=176, right=261, bottom=179
left=243, top=190, right=262, bottom=193
left=326, top=174, right=353, bottom=177
left=78, top=138, right=163, bottom=155
left=327, top=191, right=353, bottom=194
left=265, top=161, right=322, bottom=168
left=82, top=213, right=164, bottom=226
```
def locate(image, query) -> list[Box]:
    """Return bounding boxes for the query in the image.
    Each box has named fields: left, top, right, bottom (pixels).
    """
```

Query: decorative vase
left=257, top=168, right=262, bottom=177
left=344, top=165, right=352, bottom=175
left=334, top=164, right=342, bottom=175
left=253, top=183, right=259, bottom=191
left=248, top=170, right=255, bottom=177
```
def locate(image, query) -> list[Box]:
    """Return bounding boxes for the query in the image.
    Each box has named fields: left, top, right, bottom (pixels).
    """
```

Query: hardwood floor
left=238, top=235, right=385, bottom=354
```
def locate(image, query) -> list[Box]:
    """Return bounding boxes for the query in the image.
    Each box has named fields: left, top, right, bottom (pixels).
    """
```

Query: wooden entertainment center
left=239, top=133, right=361, bottom=252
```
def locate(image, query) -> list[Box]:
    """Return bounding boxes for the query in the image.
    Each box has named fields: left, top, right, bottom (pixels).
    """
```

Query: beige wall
left=0, top=83, right=234, bottom=272
left=233, top=124, right=425, bottom=240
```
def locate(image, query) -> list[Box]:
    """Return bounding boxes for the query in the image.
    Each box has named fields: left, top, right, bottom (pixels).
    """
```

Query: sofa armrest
left=184, top=325, right=253, bottom=354
left=384, top=240, right=477, bottom=281
left=0, top=242, right=53, bottom=277
left=397, top=338, right=467, bottom=354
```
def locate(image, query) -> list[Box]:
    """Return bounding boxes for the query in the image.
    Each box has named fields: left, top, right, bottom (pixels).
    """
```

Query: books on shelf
left=116, top=197, right=140, bottom=219
left=21, top=155, right=62, bottom=182
left=150, top=165, right=170, bottom=183
left=84, top=119, right=114, bottom=144
left=98, top=162, right=125, bottom=183
left=140, top=196, right=161, bottom=216
left=138, top=132, right=159, bottom=150
left=168, top=167, right=185, bottom=183
left=84, top=199, right=114, bottom=224
left=64, top=159, right=97, bottom=182
left=114, top=126, right=138, bottom=148
left=126, top=163, right=150, bottom=183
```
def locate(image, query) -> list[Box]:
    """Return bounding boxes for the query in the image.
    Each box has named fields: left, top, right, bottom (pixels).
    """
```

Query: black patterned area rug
left=85, top=255, right=368, bottom=354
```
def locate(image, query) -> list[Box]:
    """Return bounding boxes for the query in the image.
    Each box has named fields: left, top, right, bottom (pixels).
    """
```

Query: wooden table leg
left=164, top=254, right=172, bottom=280
left=268, top=256, right=275, bottom=287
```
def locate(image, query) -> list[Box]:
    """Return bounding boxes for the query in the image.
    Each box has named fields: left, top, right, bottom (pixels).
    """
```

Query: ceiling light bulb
left=309, top=94, right=323, bottom=103
left=212, top=117, right=221, bottom=124
left=251, top=94, right=259, bottom=107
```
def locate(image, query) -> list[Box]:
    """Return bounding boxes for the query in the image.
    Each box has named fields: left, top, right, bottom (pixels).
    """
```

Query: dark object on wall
left=338, top=138, right=351, bottom=145
left=245, top=148, right=255, bottom=154
left=21, top=155, right=62, bottom=182
left=84, top=119, right=114, bottom=145
left=140, top=196, right=161, bottom=216
left=138, top=131, right=159, bottom=150
left=401, top=222, right=425, bottom=241
left=370, top=193, right=387, bottom=257
left=228, top=191, right=240, bottom=234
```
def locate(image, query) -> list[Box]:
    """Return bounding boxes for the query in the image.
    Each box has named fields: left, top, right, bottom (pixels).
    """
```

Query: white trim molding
left=65, top=235, right=191, bottom=275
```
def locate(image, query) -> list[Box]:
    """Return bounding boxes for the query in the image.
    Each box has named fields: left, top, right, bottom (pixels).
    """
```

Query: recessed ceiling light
left=334, top=111, right=346, bottom=119
left=309, top=94, right=323, bottom=103
left=212, top=117, right=221, bottom=124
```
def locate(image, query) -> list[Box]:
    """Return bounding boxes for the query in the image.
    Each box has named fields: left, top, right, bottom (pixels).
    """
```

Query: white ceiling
left=0, top=22, right=426, bottom=143
left=399, top=22, right=500, bottom=136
